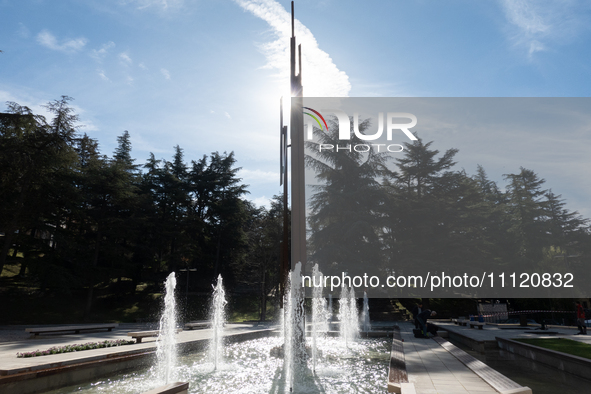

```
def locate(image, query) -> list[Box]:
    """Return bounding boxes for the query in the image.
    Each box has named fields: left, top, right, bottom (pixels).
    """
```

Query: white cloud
left=98, top=70, right=110, bottom=81
left=129, top=132, right=171, bottom=154
left=139, top=62, right=148, bottom=70
left=251, top=196, right=272, bottom=209
left=499, top=0, right=591, bottom=58
left=233, top=0, right=351, bottom=97
left=160, top=68, right=171, bottom=79
left=238, top=168, right=279, bottom=184
left=91, top=41, right=115, bottom=61
left=120, top=0, right=185, bottom=11
left=119, top=52, right=133, bottom=65
left=224, top=111, right=231, bottom=119
left=79, top=120, right=99, bottom=132
left=36, top=30, right=87, bottom=53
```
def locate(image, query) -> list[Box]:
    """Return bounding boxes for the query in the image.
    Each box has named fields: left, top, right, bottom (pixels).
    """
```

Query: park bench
left=127, top=329, right=182, bottom=343
left=25, top=323, right=118, bottom=336
left=457, top=319, right=468, bottom=326
left=184, top=322, right=210, bottom=330
left=469, top=321, right=485, bottom=330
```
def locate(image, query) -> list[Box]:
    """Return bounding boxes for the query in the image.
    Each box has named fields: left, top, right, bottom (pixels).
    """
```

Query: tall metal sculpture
left=279, top=1, right=306, bottom=303
left=279, top=97, right=288, bottom=304
left=289, top=1, right=306, bottom=275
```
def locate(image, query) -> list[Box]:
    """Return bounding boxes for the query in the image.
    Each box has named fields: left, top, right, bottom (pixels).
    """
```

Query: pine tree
left=306, top=116, right=388, bottom=279
left=0, top=99, right=78, bottom=276
left=382, top=137, right=485, bottom=295
left=504, top=167, right=549, bottom=269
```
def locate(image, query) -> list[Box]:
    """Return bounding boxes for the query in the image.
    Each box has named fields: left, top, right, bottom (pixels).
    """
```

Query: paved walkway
left=435, top=321, right=591, bottom=345
left=399, top=323, right=499, bottom=394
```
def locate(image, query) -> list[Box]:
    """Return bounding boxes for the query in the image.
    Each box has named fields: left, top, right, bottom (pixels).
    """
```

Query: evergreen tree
left=0, top=99, right=78, bottom=276
left=382, top=138, right=484, bottom=293
left=113, top=130, right=137, bottom=173
left=471, top=165, right=513, bottom=266
left=545, top=191, right=588, bottom=250
left=504, top=167, right=549, bottom=269
left=234, top=196, right=284, bottom=320
left=306, top=116, right=388, bottom=278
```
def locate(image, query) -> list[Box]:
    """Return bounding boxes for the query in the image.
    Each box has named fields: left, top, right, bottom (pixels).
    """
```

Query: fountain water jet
left=338, top=285, right=359, bottom=346
left=156, top=272, right=178, bottom=385
left=361, top=291, right=371, bottom=332
left=210, top=274, right=227, bottom=371
left=311, top=264, right=328, bottom=372
left=348, top=287, right=359, bottom=340
left=284, top=262, right=306, bottom=390
left=338, top=286, right=350, bottom=346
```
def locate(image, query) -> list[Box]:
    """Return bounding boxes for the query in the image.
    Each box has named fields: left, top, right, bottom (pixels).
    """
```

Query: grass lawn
left=515, top=338, right=591, bottom=360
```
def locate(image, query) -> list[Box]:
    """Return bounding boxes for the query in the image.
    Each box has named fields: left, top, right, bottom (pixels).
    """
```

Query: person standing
left=417, top=309, right=437, bottom=337
left=576, top=301, right=587, bottom=335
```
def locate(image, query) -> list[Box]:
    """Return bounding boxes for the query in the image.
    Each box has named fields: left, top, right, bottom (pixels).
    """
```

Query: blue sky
left=1, top=0, right=591, bottom=213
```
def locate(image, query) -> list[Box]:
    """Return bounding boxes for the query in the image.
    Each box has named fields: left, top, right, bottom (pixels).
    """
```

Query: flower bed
left=16, top=339, right=135, bottom=358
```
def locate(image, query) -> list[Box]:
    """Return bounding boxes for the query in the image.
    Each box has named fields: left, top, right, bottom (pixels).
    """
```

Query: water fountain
left=156, top=272, right=178, bottom=385
left=348, top=287, right=360, bottom=340
left=361, top=291, right=371, bottom=332
left=210, top=274, right=227, bottom=371
left=338, top=285, right=359, bottom=346
left=338, top=285, right=350, bottom=346
left=44, top=265, right=391, bottom=394
left=310, top=263, right=329, bottom=372
left=284, top=261, right=307, bottom=390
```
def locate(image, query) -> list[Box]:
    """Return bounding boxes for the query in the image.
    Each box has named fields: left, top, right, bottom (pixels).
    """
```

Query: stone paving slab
left=399, top=322, right=498, bottom=394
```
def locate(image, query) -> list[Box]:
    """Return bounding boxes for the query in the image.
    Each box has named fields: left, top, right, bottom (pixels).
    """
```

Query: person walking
left=576, top=301, right=587, bottom=335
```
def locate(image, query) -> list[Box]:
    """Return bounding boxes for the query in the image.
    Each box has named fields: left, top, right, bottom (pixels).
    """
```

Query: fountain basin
left=45, top=336, right=391, bottom=394
left=0, top=327, right=273, bottom=394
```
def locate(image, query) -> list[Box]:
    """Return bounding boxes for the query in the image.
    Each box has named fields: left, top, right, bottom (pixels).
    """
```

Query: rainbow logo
left=303, top=107, right=328, bottom=132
